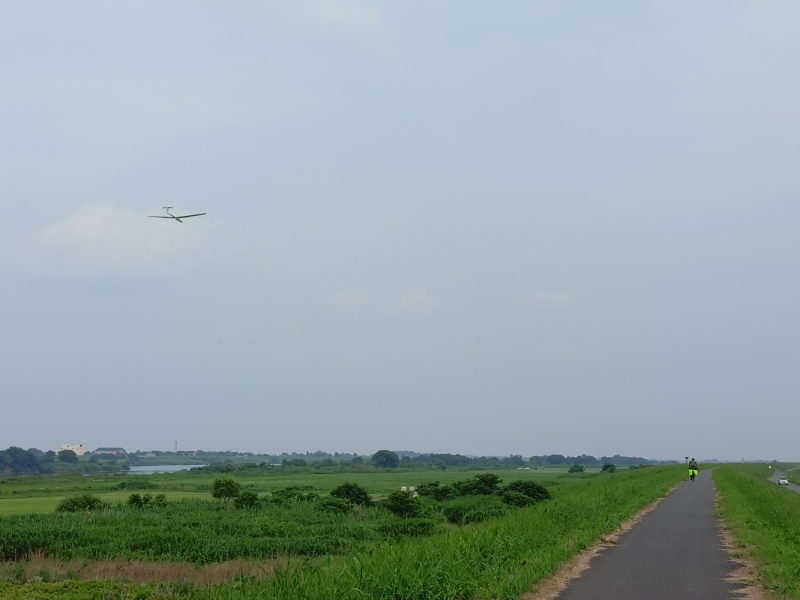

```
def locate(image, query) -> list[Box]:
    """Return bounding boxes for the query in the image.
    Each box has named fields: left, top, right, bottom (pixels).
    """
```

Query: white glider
left=149, top=207, right=207, bottom=223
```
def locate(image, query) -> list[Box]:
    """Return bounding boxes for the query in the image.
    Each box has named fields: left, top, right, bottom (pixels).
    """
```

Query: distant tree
left=44, top=450, right=56, bottom=463
left=546, top=454, right=566, bottom=465
left=602, top=463, right=616, bottom=473
left=416, top=481, right=456, bottom=501
left=211, top=477, right=241, bottom=503
left=567, top=464, right=585, bottom=473
left=372, top=450, right=400, bottom=468
left=0, top=447, right=43, bottom=474
left=350, top=456, right=365, bottom=465
left=57, top=449, right=78, bottom=464
left=331, top=482, right=372, bottom=506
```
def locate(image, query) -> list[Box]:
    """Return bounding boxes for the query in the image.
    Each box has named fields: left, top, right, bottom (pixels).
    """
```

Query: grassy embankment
left=0, top=465, right=685, bottom=600
left=714, top=464, right=800, bottom=599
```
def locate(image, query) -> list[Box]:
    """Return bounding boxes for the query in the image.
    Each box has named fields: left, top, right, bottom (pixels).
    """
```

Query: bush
left=382, top=491, right=422, bottom=518
left=272, top=486, right=319, bottom=504
left=316, top=497, right=353, bottom=514
left=212, top=477, right=241, bottom=502
left=452, top=473, right=503, bottom=496
left=56, top=494, right=104, bottom=512
left=504, top=480, right=551, bottom=503
left=330, top=482, right=372, bottom=506
left=441, top=496, right=508, bottom=524
left=602, top=463, right=616, bottom=473
left=234, top=491, right=261, bottom=509
left=567, top=464, right=585, bottom=473
left=501, top=490, right=536, bottom=507
left=416, top=481, right=456, bottom=501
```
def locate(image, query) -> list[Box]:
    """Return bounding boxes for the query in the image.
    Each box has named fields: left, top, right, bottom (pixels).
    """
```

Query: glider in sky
left=149, top=207, right=207, bottom=223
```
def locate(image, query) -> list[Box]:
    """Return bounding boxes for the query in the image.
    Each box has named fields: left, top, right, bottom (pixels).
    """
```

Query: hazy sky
left=2, top=2, right=800, bottom=461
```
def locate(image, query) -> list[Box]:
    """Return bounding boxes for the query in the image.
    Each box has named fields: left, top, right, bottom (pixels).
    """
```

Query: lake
left=128, top=464, right=207, bottom=475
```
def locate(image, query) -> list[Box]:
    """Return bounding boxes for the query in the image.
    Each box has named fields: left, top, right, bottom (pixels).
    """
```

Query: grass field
left=714, top=464, right=800, bottom=599
left=0, top=465, right=686, bottom=600
left=0, top=468, right=583, bottom=517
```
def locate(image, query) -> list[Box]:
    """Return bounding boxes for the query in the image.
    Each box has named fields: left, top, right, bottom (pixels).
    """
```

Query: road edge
left=520, top=481, right=683, bottom=600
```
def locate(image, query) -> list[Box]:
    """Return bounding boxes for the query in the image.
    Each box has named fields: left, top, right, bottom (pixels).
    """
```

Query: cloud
left=15, top=203, right=234, bottom=277
left=526, top=291, right=577, bottom=311
left=293, top=0, right=388, bottom=51
left=331, top=288, right=373, bottom=312
left=330, top=287, right=448, bottom=317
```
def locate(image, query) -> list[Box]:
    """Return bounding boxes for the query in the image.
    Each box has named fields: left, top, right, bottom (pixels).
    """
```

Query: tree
left=331, top=482, right=372, bottom=506
left=211, top=477, right=241, bottom=503
left=372, top=450, right=400, bottom=468
left=567, top=464, right=585, bottom=473
left=0, top=447, right=43, bottom=474
left=57, top=449, right=78, bottom=464
left=602, top=463, right=616, bottom=473
left=44, top=450, right=56, bottom=463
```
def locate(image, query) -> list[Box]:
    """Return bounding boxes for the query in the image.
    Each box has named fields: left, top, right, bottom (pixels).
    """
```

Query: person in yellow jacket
left=688, top=458, right=698, bottom=481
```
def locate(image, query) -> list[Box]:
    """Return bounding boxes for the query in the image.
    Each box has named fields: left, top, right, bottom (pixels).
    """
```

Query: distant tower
left=175, top=441, right=177, bottom=453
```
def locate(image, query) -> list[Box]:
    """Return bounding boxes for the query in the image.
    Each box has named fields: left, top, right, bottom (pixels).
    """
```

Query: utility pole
left=175, top=441, right=177, bottom=453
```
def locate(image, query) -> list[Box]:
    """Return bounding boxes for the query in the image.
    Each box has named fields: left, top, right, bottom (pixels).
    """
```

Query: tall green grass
left=714, top=465, right=800, bottom=599
left=0, top=500, right=440, bottom=564
left=192, top=466, right=686, bottom=600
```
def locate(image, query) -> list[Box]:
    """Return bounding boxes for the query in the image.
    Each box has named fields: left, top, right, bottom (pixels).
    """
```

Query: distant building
left=94, top=447, right=127, bottom=455
left=141, top=452, right=156, bottom=458
left=59, top=443, right=86, bottom=456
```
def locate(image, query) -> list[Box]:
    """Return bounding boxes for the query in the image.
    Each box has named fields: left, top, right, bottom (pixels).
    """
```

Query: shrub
left=452, top=473, right=503, bottom=496
left=272, top=486, right=319, bottom=504
left=382, top=491, right=422, bottom=518
left=152, top=494, right=167, bottom=507
left=602, top=463, right=616, bottom=473
left=234, top=491, right=261, bottom=509
left=567, top=464, right=585, bottom=473
left=501, top=490, right=536, bottom=507
left=56, top=494, right=103, bottom=512
left=330, top=482, right=372, bottom=506
left=316, top=497, right=353, bottom=514
left=416, top=481, right=455, bottom=501
left=441, top=496, right=508, bottom=524
left=504, top=480, right=551, bottom=503
left=211, top=477, right=241, bottom=502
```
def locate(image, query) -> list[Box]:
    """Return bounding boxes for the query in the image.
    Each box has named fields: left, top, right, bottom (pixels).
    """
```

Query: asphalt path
left=768, top=469, right=800, bottom=495
left=554, top=469, right=737, bottom=600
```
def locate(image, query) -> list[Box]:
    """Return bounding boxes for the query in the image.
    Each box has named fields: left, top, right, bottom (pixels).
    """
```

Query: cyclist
left=688, top=458, right=698, bottom=481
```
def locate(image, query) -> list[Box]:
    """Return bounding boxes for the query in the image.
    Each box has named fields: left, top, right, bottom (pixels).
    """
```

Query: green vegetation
left=0, top=465, right=687, bottom=599
left=714, top=464, right=800, bottom=599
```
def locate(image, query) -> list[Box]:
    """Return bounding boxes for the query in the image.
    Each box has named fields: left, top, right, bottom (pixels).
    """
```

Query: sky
left=2, top=1, right=800, bottom=461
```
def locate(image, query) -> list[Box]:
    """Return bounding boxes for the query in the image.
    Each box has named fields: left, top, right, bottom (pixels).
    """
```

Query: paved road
left=768, top=469, right=800, bottom=495
left=555, top=470, right=737, bottom=600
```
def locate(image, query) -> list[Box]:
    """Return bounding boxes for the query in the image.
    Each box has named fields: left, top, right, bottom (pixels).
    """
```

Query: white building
left=58, top=442, right=86, bottom=456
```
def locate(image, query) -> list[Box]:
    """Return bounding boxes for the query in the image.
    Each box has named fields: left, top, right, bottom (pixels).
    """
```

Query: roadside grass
left=184, top=466, right=687, bottom=600
left=714, top=464, right=800, bottom=599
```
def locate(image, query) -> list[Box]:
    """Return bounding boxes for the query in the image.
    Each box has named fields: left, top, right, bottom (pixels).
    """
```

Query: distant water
left=128, top=464, right=206, bottom=475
